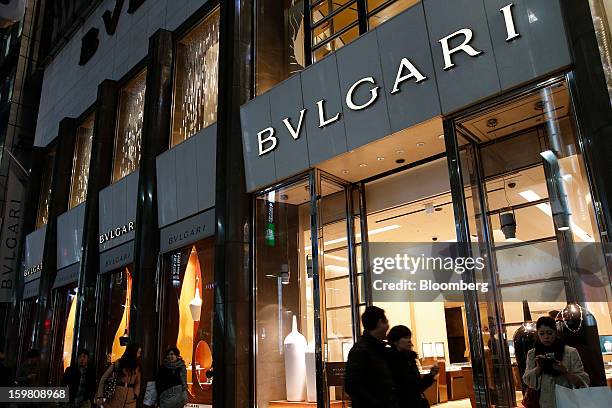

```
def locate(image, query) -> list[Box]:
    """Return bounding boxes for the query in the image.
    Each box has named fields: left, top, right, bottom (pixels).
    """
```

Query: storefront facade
left=5, top=1, right=612, bottom=408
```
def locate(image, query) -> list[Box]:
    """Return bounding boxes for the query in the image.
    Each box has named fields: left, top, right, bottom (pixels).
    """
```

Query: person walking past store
left=62, top=349, right=96, bottom=408
left=95, top=343, right=142, bottom=408
left=15, top=349, right=41, bottom=386
left=523, top=316, right=589, bottom=408
left=386, top=325, right=438, bottom=408
left=0, top=351, right=14, bottom=386
left=155, top=347, right=188, bottom=408
left=345, top=306, right=398, bottom=408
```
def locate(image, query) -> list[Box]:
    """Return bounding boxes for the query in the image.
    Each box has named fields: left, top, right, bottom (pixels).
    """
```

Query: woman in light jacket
left=95, top=343, right=142, bottom=408
left=523, top=317, right=589, bottom=408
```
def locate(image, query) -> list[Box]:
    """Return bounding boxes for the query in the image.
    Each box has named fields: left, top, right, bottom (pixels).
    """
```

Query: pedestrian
left=345, top=306, right=398, bottom=408
left=156, top=347, right=188, bottom=408
left=523, top=316, right=589, bottom=408
left=0, top=351, right=14, bottom=386
left=95, top=343, right=142, bottom=408
left=15, top=349, right=41, bottom=386
left=62, top=349, right=96, bottom=408
left=386, top=325, right=438, bottom=408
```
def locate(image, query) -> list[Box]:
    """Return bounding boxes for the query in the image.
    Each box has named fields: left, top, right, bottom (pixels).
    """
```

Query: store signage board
left=160, top=208, right=215, bottom=253
left=52, top=263, right=80, bottom=289
left=57, top=203, right=86, bottom=270
left=100, top=241, right=134, bottom=274
left=240, top=0, right=571, bottom=191
left=21, top=226, right=46, bottom=284
left=99, top=170, right=139, bottom=252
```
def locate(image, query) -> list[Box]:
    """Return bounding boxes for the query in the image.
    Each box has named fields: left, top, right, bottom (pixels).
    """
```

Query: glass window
left=69, top=114, right=94, bottom=208
left=112, top=70, right=146, bottom=183
left=457, top=79, right=612, bottom=406
left=160, top=239, right=215, bottom=405
left=256, top=0, right=305, bottom=95
left=36, top=150, right=56, bottom=228
left=311, top=0, right=359, bottom=62
left=367, top=0, right=419, bottom=28
left=254, top=178, right=320, bottom=407
left=49, top=285, right=78, bottom=384
left=171, top=8, right=220, bottom=147
left=98, top=267, right=133, bottom=369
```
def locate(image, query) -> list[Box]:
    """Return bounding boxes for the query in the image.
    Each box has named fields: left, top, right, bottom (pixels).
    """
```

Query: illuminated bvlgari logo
left=255, top=3, right=520, bottom=156
left=99, top=221, right=135, bottom=244
left=23, top=263, right=42, bottom=277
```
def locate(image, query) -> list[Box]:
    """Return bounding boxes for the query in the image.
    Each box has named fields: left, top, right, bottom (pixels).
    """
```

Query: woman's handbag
left=102, top=363, right=118, bottom=401
left=522, top=387, right=540, bottom=408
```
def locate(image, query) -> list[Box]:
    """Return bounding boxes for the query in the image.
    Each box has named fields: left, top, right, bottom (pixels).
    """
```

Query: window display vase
left=189, top=287, right=202, bottom=321
left=284, top=315, right=307, bottom=402
left=305, top=341, right=316, bottom=402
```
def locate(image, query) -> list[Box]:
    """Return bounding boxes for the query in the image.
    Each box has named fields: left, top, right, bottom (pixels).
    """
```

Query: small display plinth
left=269, top=401, right=345, bottom=408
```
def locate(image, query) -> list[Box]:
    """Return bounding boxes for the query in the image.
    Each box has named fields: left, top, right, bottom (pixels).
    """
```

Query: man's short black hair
left=361, top=306, right=387, bottom=331
left=77, top=349, right=89, bottom=358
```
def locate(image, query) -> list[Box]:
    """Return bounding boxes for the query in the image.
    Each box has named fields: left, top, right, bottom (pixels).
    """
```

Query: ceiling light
left=342, top=170, right=349, bottom=175
left=486, top=118, right=498, bottom=128
left=500, top=212, right=517, bottom=239
left=518, top=190, right=594, bottom=241
left=395, top=149, right=404, bottom=155
left=438, top=134, right=444, bottom=139
left=395, top=159, right=405, bottom=164
left=416, top=142, right=425, bottom=147
left=359, top=163, right=367, bottom=168
left=377, top=157, right=385, bottom=161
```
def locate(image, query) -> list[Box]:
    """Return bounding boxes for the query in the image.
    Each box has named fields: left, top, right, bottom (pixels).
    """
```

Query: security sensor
left=507, top=181, right=517, bottom=189
left=431, top=236, right=438, bottom=242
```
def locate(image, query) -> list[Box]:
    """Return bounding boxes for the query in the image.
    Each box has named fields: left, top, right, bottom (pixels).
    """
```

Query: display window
left=455, top=78, right=612, bottom=405
left=97, top=266, right=133, bottom=371
left=112, top=70, right=147, bottom=183
left=159, top=238, right=215, bottom=405
left=17, top=298, right=38, bottom=367
left=49, top=284, right=78, bottom=384
left=171, top=7, right=220, bottom=147
left=69, top=114, right=95, bottom=208
left=35, top=149, right=56, bottom=228
left=367, top=0, right=419, bottom=28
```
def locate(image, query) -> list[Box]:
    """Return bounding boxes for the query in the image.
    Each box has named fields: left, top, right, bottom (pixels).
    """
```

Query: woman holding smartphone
left=523, top=316, right=589, bottom=408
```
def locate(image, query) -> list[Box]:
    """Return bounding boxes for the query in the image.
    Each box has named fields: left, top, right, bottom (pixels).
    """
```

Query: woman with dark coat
left=386, top=325, right=439, bottom=408
left=156, top=347, right=188, bottom=408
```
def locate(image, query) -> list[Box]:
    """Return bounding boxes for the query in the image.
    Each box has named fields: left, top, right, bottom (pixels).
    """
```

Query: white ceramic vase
left=284, top=315, right=307, bottom=402
left=305, top=341, right=317, bottom=402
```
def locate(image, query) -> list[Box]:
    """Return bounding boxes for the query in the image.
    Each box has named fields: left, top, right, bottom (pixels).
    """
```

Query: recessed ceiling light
left=377, top=157, right=385, bottom=161
left=395, top=159, right=405, bottom=164
left=395, top=149, right=404, bottom=155
left=438, top=134, right=444, bottom=139
left=359, top=163, right=367, bottom=168
left=342, top=170, right=349, bottom=174
left=416, top=142, right=425, bottom=147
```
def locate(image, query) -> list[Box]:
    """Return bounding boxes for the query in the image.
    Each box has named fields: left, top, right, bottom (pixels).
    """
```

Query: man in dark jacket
left=61, top=349, right=96, bottom=408
left=345, top=306, right=398, bottom=408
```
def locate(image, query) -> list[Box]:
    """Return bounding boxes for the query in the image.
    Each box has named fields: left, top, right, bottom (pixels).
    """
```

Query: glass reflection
left=113, top=70, right=146, bottom=183
left=172, top=8, right=220, bottom=147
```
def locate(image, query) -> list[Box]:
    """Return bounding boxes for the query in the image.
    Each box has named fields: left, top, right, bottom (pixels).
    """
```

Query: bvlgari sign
left=240, top=0, right=571, bottom=191
left=256, top=4, right=519, bottom=157
left=99, top=221, right=135, bottom=244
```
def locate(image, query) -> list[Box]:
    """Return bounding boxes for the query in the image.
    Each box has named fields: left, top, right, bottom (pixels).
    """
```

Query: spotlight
left=500, top=212, right=517, bottom=239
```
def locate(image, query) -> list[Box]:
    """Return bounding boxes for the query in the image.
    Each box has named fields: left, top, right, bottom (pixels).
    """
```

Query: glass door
left=253, top=170, right=361, bottom=408
left=452, top=76, right=612, bottom=407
